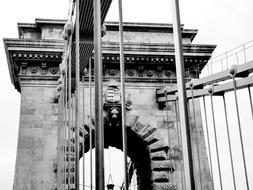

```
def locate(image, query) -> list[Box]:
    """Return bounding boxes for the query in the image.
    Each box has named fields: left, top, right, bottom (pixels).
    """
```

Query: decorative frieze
left=18, top=61, right=59, bottom=77
left=12, top=50, right=206, bottom=86
left=30, top=66, right=39, bottom=74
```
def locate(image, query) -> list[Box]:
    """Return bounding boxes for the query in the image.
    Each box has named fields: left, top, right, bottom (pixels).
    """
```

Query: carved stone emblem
left=146, top=70, right=154, bottom=77
left=108, top=69, right=117, bottom=76
left=165, top=70, right=173, bottom=78
left=127, top=69, right=136, bottom=77
left=105, top=80, right=121, bottom=103
left=30, top=66, right=39, bottom=74
left=50, top=67, right=59, bottom=75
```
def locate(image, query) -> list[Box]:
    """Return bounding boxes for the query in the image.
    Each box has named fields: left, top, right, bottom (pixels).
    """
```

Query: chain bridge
left=3, top=0, right=253, bottom=190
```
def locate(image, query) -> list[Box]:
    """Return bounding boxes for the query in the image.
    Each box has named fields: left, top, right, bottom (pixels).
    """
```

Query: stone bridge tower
left=4, top=19, right=216, bottom=190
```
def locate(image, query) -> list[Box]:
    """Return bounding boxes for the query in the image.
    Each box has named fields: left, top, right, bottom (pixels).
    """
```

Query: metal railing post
left=230, top=66, right=249, bottom=190
left=208, top=86, right=223, bottom=190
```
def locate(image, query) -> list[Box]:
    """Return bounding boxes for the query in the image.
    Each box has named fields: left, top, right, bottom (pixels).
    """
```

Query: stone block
left=151, top=150, right=168, bottom=160
left=149, top=140, right=169, bottom=153
left=144, top=130, right=160, bottom=145
left=131, top=121, right=145, bottom=133
left=151, top=160, right=174, bottom=171
left=139, top=125, right=156, bottom=139
left=152, top=182, right=176, bottom=190
left=151, top=171, right=170, bottom=182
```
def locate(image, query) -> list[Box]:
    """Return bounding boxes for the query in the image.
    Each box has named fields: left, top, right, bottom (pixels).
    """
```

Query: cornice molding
left=4, top=38, right=215, bottom=93
left=102, top=42, right=216, bottom=56
left=3, top=38, right=64, bottom=52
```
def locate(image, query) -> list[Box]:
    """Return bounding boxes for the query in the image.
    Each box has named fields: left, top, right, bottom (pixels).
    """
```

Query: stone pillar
left=13, top=67, right=59, bottom=190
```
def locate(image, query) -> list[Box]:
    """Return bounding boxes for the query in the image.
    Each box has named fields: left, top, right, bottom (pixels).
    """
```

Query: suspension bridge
left=3, top=0, right=253, bottom=190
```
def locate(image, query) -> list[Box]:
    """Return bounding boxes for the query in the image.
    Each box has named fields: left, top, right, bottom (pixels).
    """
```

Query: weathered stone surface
left=151, top=171, right=170, bottom=182
left=144, top=130, right=162, bottom=143
left=13, top=85, right=58, bottom=190
left=152, top=182, right=176, bottom=190
left=150, top=150, right=168, bottom=160
left=157, top=120, right=174, bottom=129
left=149, top=140, right=169, bottom=152
left=126, top=114, right=138, bottom=127
left=169, top=146, right=182, bottom=160
left=139, top=124, right=156, bottom=139
left=151, top=160, right=174, bottom=171
left=131, top=121, right=145, bottom=133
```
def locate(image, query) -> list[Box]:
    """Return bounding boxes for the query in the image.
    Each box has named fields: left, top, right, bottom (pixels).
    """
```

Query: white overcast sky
left=0, top=0, right=253, bottom=189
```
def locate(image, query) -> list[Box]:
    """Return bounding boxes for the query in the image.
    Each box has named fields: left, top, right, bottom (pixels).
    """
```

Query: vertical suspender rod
left=82, top=75, right=85, bottom=190
left=118, top=0, right=128, bottom=189
left=89, top=58, right=93, bottom=190
left=171, top=0, right=195, bottom=189
left=68, top=37, right=72, bottom=190
left=93, top=0, right=105, bottom=189
left=75, top=0, right=80, bottom=189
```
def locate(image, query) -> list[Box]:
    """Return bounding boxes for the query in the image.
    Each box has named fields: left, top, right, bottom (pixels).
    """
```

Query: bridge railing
left=157, top=59, right=253, bottom=190
left=186, top=40, right=253, bottom=78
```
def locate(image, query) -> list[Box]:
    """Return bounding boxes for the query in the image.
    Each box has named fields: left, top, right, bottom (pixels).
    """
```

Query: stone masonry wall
left=13, top=80, right=58, bottom=190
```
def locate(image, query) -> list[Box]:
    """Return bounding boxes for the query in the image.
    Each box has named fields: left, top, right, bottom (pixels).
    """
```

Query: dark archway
left=80, top=115, right=175, bottom=190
